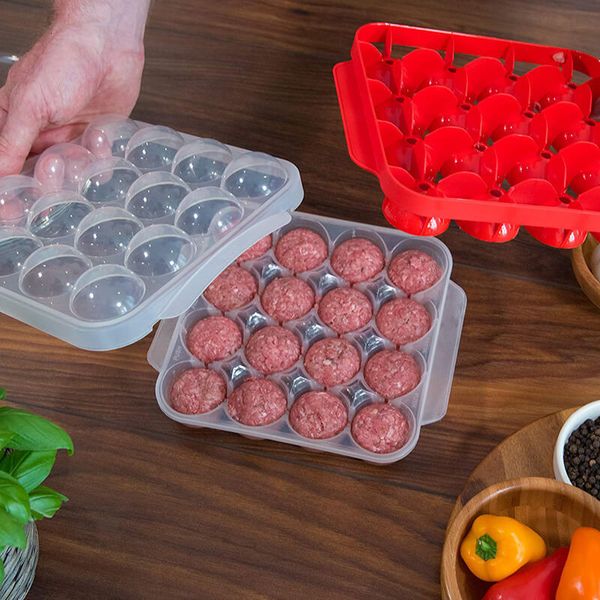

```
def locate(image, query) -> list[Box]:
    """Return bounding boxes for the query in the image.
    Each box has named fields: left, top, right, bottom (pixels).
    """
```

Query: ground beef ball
left=237, top=234, right=272, bottom=263
left=330, top=238, right=384, bottom=283
left=376, top=298, right=431, bottom=345
left=261, top=276, right=315, bottom=322
left=364, top=350, right=420, bottom=400
left=204, top=264, right=257, bottom=311
left=387, top=250, right=442, bottom=295
left=274, top=228, right=328, bottom=272
left=245, top=325, right=301, bottom=374
left=351, top=403, right=410, bottom=454
left=186, top=315, right=242, bottom=363
left=170, top=368, right=226, bottom=414
left=304, top=338, right=360, bottom=387
left=289, top=391, right=348, bottom=439
left=318, top=287, right=372, bottom=334
left=227, top=377, right=287, bottom=426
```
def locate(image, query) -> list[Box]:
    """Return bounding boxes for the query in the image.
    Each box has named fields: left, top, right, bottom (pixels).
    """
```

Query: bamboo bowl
left=441, top=477, right=600, bottom=600
left=571, top=234, right=600, bottom=309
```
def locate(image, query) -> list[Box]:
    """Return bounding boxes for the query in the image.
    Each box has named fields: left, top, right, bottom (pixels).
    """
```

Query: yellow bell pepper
left=460, top=514, right=547, bottom=582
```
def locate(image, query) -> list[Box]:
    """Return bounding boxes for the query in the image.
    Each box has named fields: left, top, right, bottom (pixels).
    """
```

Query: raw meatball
left=376, top=298, right=431, bottom=345
left=274, top=228, right=328, bottom=272
left=304, top=338, right=360, bottom=387
left=204, top=264, right=257, bottom=311
left=187, top=315, right=242, bottom=363
left=170, top=368, right=226, bottom=414
left=351, top=403, right=410, bottom=454
left=227, top=377, right=287, bottom=426
left=388, top=250, right=442, bottom=295
left=261, top=276, right=315, bottom=322
left=237, top=234, right=272, bottom=263
left=364, top=350, right=420, bottom=400
left=318, top=287, right=372, bottom=334
left=245, top=325, right=301, bottom=374
left=330, top=238, right=384, bottom=283
left=289, top=391, right=348, bottom=439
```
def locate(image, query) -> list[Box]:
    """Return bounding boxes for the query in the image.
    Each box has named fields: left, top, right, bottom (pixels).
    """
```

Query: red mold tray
left=333, top=23, right=600, bottom=247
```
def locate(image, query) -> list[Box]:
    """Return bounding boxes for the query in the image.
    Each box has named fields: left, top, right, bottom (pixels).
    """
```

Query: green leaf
left=0, top=555, right=4, bottom=584
left=0, top=450, right=56, bottom=492
left=29, top=486, right=67, bottom=520
left=0, top=390, right=5, bottom=401
left=0, top=508, right=26, bottom=550
left=0, top=408, right=73, bottom=455
left=0, top=431, right=14, bottom=452
left=0, top=472, right=30, bottom=525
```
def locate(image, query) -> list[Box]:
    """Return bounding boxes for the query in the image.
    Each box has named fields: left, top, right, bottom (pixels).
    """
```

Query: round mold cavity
left=174, top=187, right=243, bottom=238
left=0, top=226, right=42, bottom=277
left=172, top=139, right=233, bottom=188
left=0, top=176, right=43, bottom=226
left=124, top=224, right=195, bottom=277
left=69, top=264, right=146, bottom=321
left=33, top=143, right=95, bottom=191
left=125, top=125, right=185, bottom=173
left=125, top=171, right=190, bottom=223
left=27, top=192, right=93, bottom=242
left=19, top=245, right=91, bottom=299
left=81, top=115, right=140, bottom=158
left=75, top=207, right=143, bottom=261
left=221, top=152, right=287, bottom=201
left=79, top=157, right=141, bottom=206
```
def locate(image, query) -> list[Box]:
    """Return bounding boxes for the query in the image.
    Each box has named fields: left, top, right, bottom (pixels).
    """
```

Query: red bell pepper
left=482, top=547, right=569, bottom=600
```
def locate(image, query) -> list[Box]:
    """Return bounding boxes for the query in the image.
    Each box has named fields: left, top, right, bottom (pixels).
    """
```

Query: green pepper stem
left=476, top=534, right=498, bottom=561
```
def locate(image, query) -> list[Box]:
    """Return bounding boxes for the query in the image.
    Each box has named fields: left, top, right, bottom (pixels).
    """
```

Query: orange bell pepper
left=460, top=514, right=547, bottom=582
left=556, top=527, right=600, bottom=600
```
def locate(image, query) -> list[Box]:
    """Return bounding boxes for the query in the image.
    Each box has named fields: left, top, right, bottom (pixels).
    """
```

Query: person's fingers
left=0, top=91, right=42, bottom=176
left=31, top=122, right=88, bottom=155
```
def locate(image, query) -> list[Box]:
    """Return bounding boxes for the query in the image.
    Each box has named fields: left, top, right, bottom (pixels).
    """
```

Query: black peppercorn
left=564, top=415, right=600, bottom=499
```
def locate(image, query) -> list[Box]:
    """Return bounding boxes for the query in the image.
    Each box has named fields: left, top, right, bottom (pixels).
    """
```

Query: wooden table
left=0, top=1, right=599, bottom=598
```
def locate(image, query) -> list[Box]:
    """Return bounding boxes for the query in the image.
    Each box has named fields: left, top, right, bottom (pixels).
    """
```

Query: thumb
left=0, top=92, right=42, bottom=176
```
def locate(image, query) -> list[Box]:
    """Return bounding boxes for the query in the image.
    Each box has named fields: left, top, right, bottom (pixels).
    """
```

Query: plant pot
left=0, top=522, right=39, bottom=600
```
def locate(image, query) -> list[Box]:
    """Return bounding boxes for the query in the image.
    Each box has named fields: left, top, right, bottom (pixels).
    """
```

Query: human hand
left=0, top=0, right=150, bottom=176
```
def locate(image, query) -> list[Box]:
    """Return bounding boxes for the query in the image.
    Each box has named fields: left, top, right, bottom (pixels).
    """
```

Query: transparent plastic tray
left=148, top=212, right=466, bottom=464
left=0, top=116, right=303, bottom=350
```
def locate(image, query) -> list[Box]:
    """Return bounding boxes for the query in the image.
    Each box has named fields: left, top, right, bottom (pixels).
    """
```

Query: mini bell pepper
left=460, top=514, right=547, bottom=582
left=482, top=547, right=569, bottom=599
left=556, top=527, right=600, bottom=600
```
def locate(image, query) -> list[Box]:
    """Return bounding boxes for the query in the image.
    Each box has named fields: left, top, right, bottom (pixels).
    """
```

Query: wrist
left=53, top=0, right=150, bottom=52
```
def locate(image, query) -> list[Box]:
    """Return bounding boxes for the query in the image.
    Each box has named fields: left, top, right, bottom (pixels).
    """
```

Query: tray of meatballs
left=148, top=211, right=466, bottom=464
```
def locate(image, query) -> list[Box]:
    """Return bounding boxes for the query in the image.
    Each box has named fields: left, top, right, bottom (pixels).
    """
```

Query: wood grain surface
left=0, top=1, right=599, bottom=598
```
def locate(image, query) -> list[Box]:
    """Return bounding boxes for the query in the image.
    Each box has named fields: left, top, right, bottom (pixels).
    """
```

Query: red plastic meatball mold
left=333, top=23, right=600, bottom=248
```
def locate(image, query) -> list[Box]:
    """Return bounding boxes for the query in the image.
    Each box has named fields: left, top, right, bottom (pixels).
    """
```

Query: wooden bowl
left=571, top=234, right=600, bottom=309
left=441, top=477, right=600, bottom=600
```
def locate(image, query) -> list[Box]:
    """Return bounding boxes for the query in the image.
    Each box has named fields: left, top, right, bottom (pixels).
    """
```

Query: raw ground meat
left=170, top=367, right=226, bottom=414
left=351, top=403, right=410, bottom=454
left=227, top=377, right=287, bottom=426
left=261, top=276, right=315, bottom=322
left=364, top=350, right=421, bottom=400
left=186, top=315, right=242, bottom=363
left=245, top=325, right=301, bottom=374
left=289, top=391, right=348, bottom=439
left=387, top=250, right=442, bottom=295
left=330, top=237, right=384, bottom=283
left=318, top=287, right=372, bottom=334
left=274, top=228, right=328, bottom=272
left=204, top=264, right=257, bottom=311
left=304, top=338, right=360, bottom=387
left=376, top=298, right=431, bottom=345
left=237, top=234, right=272, bottom=263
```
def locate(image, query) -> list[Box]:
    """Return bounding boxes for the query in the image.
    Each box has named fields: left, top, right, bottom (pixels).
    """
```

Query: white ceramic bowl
left=554, top=399, right=600, bottom=485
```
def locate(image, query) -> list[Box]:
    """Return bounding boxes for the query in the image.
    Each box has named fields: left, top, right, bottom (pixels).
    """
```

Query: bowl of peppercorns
left=554, top=400, right=600, bottom=499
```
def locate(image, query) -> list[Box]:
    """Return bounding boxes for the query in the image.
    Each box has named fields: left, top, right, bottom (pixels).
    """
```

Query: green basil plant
left=0, top=389, right=73, bottom=582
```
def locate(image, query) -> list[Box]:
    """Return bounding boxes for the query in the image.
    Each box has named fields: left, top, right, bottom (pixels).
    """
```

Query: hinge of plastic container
left=444, top=34, right=455, bottom=67
left=503, top=44, right=516, bottom=76
left=560, top=49, right=574, bottom=82
left=384, top=25, right=393, bottom=60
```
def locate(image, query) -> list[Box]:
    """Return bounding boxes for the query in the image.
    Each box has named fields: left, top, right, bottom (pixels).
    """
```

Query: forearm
left=52, top=0, right=151, bottom=51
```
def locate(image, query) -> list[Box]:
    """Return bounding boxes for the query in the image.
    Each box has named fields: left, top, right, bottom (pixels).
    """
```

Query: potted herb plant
left=0, top=388, right=73, bottom=599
